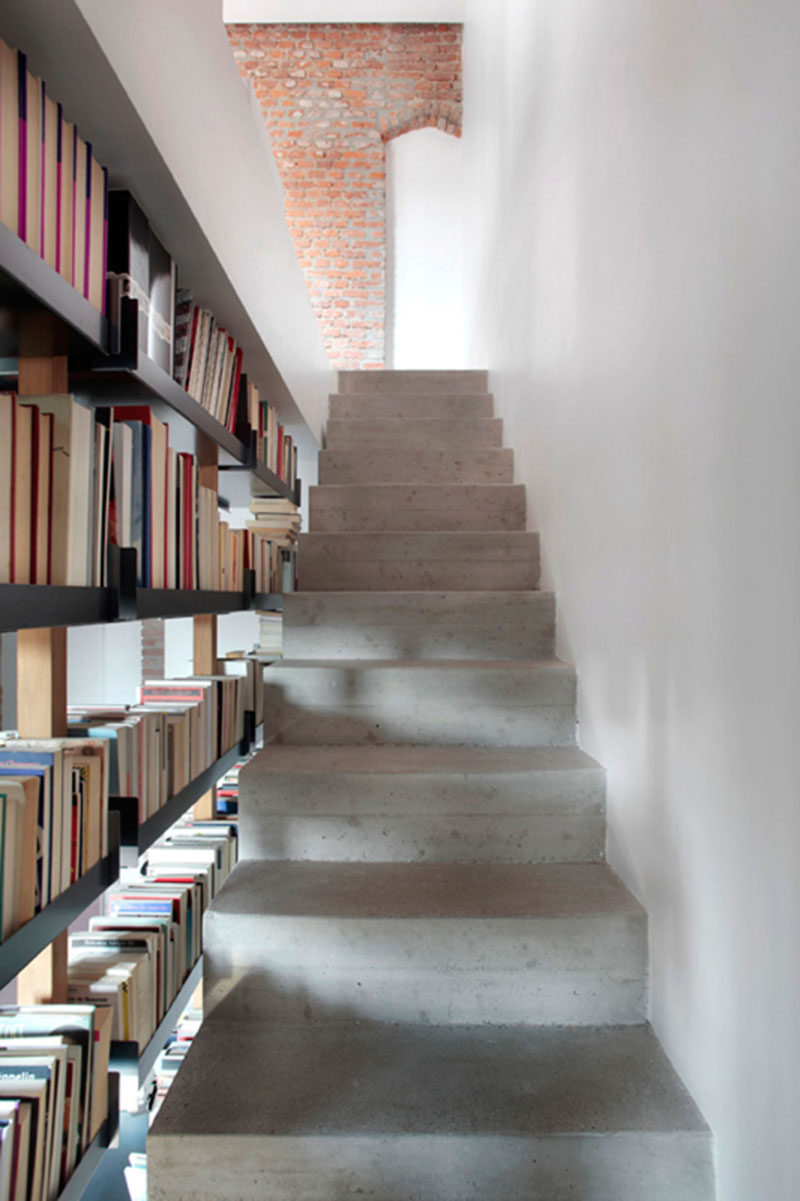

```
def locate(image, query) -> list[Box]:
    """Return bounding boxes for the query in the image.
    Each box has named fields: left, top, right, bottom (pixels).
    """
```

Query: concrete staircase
left=149, top=370, right=715, bottom=1201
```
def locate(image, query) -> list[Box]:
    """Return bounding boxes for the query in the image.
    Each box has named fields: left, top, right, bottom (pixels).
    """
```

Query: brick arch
left=382, top=102, right=463, bottom=142
left=227, top=22, right=463, bottom=370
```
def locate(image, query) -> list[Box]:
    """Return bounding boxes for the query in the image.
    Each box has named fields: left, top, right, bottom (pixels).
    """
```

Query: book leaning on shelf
left=0, top=37, right=108, bottom=312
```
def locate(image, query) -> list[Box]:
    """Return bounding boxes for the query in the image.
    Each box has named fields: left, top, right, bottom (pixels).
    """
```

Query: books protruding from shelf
left=67, top=821, right=236, bottom=1050
left=0, top=1001, right=112, bottom=1200
left=0, top=37, right=109, bottom=313
left=0, top=736, right=109, bottom=927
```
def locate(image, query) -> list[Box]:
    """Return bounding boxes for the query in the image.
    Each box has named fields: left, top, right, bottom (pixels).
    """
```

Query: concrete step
left=325, top=416, right=503, bottom=450
left=238, top=745, right=604, bottom=864
left=201, top=859, right=647, bottom=1025
left=298, top=531, right=540, bottom=591
left=149, top=1022, right=714, bottom=1201
left=308, top=484, right=526, bottom=533
left=262, top=658, right=576, bottom=747
left=337, top=368, right=489, bottom=394
left=283, top=591, right=555, bottom=659
left=319, top=445, right=514, bottom=485
left=329, top=392, right=494, bottom=420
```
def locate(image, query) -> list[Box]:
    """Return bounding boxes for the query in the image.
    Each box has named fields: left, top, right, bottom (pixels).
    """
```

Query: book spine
left=39, top=78, right=45, bottom=258
left=55, top=103, right=62, bottom=273
left=83, top=141, right=91, bottom=299
left=16, top=51, right=25, bottom=241
left=102, top=166, right=109, bottom=316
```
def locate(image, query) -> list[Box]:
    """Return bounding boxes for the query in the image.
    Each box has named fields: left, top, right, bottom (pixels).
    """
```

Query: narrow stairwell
left=149, top=370, right=715, bottom=1201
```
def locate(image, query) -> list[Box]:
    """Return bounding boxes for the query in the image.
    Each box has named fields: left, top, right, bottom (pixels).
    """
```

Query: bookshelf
left=0, top=8, right=305, bottom=1196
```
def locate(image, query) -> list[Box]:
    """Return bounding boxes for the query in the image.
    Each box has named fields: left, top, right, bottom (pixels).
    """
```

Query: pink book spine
left=71, top=131, right=77, bottom=286
left=83, top=141, right=91, bottom=299
left=55, top=103, right=63, bottom=273
left=16, top=51, right=26, bottom=241
left=39, top=79, right=45, bottom=257
left=102, top=166, right=109, bottom=315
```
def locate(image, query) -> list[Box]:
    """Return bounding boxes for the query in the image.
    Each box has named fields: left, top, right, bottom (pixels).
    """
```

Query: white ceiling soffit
left=223, top=1, right=464, bottom=23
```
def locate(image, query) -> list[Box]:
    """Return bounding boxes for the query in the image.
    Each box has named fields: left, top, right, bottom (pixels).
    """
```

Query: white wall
left=386, top=128, right=466, bottom=368
left=462, top=2, right=800, bottom=1199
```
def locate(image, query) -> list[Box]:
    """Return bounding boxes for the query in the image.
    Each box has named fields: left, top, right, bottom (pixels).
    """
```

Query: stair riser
left=239, top=812, right=605, bottom=864
left=283, top=592, right=555, bottom=659
left=329, top=393, right=495, bottom=419
left=298, top=533, right=540, bottom=592
left=262, top=665, right=576, bottom=748
left=150, top=1133, right=714, bottom=1201
left=319, top=447, right=514, bottom=485
left=338, top=368, right=489, bottom=394
left=203, top=913, right=647, bottom=1025
left=309, top=485, right=526, bottom=533
left=325, top=418, right=503, bottom=450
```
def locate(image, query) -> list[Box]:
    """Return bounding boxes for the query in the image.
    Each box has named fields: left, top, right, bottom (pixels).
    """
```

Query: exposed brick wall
left=226, top=23, right=462, bottom=369
left=141, top=618, right=165, bottom=683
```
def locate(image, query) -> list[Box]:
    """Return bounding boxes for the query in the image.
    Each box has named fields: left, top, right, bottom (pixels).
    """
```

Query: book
left=0, top=40, right=19, bottom=237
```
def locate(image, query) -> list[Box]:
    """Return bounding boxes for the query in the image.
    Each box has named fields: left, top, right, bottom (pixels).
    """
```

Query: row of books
left=0, top=38, right=108, bottom=313
left=0, top=392, right=294, bottom=590
left=0, top=736, right=109, bottom=928
left=67, top=821, right=236, bottom=1052
left=174, top=292, right=243, bottom=435
left=69, top=673, right=246, bottom=822
left=248, top=387, right=298, bottom=489
left=0, top=1001, right=111, bottom=1201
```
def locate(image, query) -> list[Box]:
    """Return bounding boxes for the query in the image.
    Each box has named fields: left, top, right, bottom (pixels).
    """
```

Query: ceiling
left=222, top=1, right=464, bottom=23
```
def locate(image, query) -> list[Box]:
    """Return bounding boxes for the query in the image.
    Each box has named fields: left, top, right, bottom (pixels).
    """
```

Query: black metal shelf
left=110, top=955, right=203, bottom=1087
left=110, top=739, right=244, bottom=862
left=0, top=575, right=287, bottom=632
left=56, top=1075, right=119, bottom=1201
left=0, top=584, right=116, bottom=632
left=0, top=222, right=110, bottom=356
left=252, top=592, right=285, bottom=611
left=0, top=817, right=121, bottom=990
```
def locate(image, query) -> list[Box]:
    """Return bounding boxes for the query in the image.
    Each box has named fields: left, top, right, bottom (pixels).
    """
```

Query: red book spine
left=277, top=426, right=284, bottom=481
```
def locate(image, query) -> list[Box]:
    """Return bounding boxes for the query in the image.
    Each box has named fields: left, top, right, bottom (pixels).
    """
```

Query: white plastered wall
left=386, top=127, right=466, bottom=368
left=461, top=2, right=800, bottom=1199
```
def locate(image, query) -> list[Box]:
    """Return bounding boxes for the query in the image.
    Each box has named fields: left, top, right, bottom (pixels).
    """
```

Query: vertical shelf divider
left=16, top=314, right=71, bottom=1004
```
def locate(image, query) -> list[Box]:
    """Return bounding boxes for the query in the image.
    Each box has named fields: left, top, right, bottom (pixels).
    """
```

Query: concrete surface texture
left=149, top=370, right=714, bottom=1200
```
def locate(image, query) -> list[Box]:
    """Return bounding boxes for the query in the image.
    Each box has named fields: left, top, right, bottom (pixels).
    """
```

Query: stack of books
left=0, top=1001, right=112, bottom=1199
left=0, top=38, right=109, bottom=313
left=257, top=611, right=284, bottom=659
left=0, top=736, right=110, bottom=929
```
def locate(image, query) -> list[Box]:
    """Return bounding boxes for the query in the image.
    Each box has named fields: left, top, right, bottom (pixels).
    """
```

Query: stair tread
left=241, top=744, right=600, bottom=776
left=150, top=1020, right=707, bottom=1137
left=267, top=656, right=571, bottom=671
left=209, top=858, right=643, bottom=919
